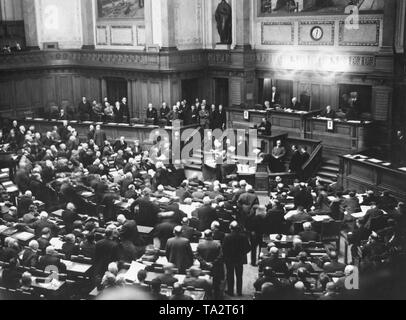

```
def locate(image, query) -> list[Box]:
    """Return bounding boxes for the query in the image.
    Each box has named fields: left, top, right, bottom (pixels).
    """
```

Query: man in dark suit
left=258, top=118, right=272, bottom=136
left=237, top=185, right=259, bottom=226
left=289, top=145, right=303, bottom=174
left=214, top=105, right=227, bottom=130
left=299, top=222, right=320, bottom=242
left=146, top=103, right=158, bottom=124
left=94, top=229, right=120, bottom=279
left=222, top=221, right=251, bottom=296
left=184, top=104, right=199, bottom=126
left=258, top=247, right=289, bottom=275
left=271, top=140, right=286, bottom=173
left=131, top=188, right=161, bottom=227
left=21, top=240, right=40, bottom=268
left=289, top=97, right=301, bottom=110
left=120, top=97, right=130, bottom=122
left=113, top=101, right=126, bottom=123
left=62, top=203, right=80, bottom=234
left=117, top=214, right=140, bottom=246
left=323, top=251, right=346, bottom=273
left=36, top=246, right=67, bottom=274
left=17, top=190, right=34, bottom=218
left=165, top=226, right=194, bottom=274
left=196, top=230, right=224, bottom=299
left=78, top=97, right=91, bottom=121
left=159, top=102, right=171, bottom=125
left=270, top=86, right=281, bottom=107
left=320, top=105, right=336, bottom=119
left=152, top=263, right=179, bottom=287
left=195, top=197, right=218, bottom=232
left=29, top=212, right=58, bottom=238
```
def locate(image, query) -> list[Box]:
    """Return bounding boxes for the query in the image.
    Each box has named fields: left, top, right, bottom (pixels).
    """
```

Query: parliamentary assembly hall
left=0, top=0, right=405, bottom=302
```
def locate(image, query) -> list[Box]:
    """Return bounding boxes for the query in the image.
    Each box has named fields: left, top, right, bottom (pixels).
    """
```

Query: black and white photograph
left=0, top=0, right=405, bottom=307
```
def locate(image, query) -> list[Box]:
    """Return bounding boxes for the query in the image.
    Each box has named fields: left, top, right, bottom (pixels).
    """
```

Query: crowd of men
left=0, top=101, right=405, bottom=300
left=48, top=97, right=227, bottom=131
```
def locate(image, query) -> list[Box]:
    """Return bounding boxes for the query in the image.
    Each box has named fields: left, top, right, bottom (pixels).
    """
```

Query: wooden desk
left=22, top=118, right=198, bottom=145
left=227, top=107, right=319, bottom=138
left=60, top=259, right=92, bottom=275
left=339, top=154, right=406, bottom=200
left=306, top=118, right=375, bottom=159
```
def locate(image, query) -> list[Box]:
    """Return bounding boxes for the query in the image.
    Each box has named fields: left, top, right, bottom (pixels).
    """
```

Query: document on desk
left=125, top=261, right=146, bottom=283
left=50, top=238, right=64, bottom=250
left=351, top=212, right=366, bottom=219
left=312, top=215, right=331, bottom=222
left=399, top=167, right=406, bottom=172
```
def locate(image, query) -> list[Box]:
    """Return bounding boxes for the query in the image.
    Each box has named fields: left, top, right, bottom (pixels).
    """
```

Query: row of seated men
left=0, top=119, right=405, bottom=299
left=260, top=86, right=363, bottom=121
left=46, top=96, right=228, bottom=129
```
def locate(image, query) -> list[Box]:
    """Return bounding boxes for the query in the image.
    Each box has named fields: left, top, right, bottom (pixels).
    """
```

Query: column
left=233, top=0, right=251, bottom=50
left=22, top=0, right=40, bottom=50
left=81, top=0, right=95, bottom=49
left=159, top=0, right=177, bottom=51
left=144, top=0, right=156, bottom=51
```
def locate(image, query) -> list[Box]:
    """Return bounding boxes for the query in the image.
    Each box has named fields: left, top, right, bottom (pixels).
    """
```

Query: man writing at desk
left=271, top=140, right=286, bottom=173
left=320, top=105, right=336, bottom=119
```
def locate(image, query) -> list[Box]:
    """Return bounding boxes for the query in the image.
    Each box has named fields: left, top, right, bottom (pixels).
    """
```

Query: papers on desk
left=312, top=215, right=331, bottom=222
left=61, top=259, right=92, bottom=274
left=12, top=232, right=34, bottom=242
left=0, top=225, right=9, bottom=234
left=51, top=209, right=64, bottom=218
left=5, top=186, right=18, bottom=193
left=399, top=167, right=406, bottom=172
left=381, top=163, right=391, bottom=167
left=125, top=261, right=146, bottom=283
left=191, top=243, right=199, bottom=253
left=367, top=158, right=382, bottom=164
left=156, top=256, right=168, bottom=265
left=81, top=191, right=93, bottom=198
left=50, top=237, right=64, bottom=250
left=174, top=274, right=186, bottom=284
left=179, top=203, right=199, bottom=217
left=352, top=212, right=365, bottom=219
left=237, top=164, right=256, bottom=174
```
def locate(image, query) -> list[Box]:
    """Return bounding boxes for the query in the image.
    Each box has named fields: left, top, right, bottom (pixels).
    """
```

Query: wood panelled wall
left=0, top=72, right=101, bottom=118
left=0, top=70, right=186, bottom=119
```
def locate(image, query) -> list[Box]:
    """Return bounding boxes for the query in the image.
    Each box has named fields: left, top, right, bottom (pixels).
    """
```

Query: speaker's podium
left=255, top=163, right=270, bottom=192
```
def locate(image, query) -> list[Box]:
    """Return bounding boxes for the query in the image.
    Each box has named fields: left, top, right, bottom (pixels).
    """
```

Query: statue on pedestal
left=215, top=0, right=232, bottom=44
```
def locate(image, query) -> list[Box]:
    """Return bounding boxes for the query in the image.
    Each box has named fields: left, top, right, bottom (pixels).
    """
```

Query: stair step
left=318, top=171, right=338, bottom=179
left=320, top=165, right=339, bottom=173
left=185, top=164, right=202, bottom=171
left=323, top=159, right=339, bottom=166
left=318, top=177, right=335, bottom=185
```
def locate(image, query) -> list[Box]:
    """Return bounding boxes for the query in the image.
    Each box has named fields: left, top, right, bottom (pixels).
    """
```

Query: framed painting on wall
left=258, top=0, right=384, bottom=17
left=97, top=0, right=145, bottom=19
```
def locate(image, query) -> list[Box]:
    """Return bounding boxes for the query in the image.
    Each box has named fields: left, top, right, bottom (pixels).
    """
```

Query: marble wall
left=35, top=0, right=83, bottom=49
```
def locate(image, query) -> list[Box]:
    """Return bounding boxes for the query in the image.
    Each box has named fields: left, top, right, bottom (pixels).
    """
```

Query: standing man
left=165, top=226, right=194, bottom=274
left=222, top=221, right=251, bottom=297
left=271, top=86, right=280, bottom=107
left=271, top=140, right=286, bottom=173
left=196, top=230, right=224, bottom=299
left=120, top=97, right=130, bottom=122
left=78, top=97, right=91, bottom=121
left=94, top=125, right=107, bottom=150
left=113, top=101, right=124, bottom=123
left=215, top=105, right=227, bottom=130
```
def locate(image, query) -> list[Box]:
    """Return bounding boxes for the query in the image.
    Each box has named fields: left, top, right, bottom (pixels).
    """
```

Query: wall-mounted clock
left=310, top=26, right=324, bottom=41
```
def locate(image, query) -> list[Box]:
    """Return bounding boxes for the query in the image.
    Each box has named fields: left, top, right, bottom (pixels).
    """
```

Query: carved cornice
left=0, top=48, right=394, bottom=76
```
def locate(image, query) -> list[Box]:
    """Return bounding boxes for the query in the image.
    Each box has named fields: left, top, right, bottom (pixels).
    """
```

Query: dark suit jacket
left=36, top=255, right=67, bottom=273
left=21, top=248, right=39, bottom=268
left=213, top=110, right=227, bottom=129
left=78, top=102, right=91, bottom=116
left=196, top=205, right=217, bottom=232
left=113, top=105, right=126, bottom=123
left=165, top=236, right=194, bottom=274
left=222, top=231, right=251, bottom=265
left=132, top=197, right=161, bottom=227
left=120, top=220, right=140, bottom=245
left=299, top=230, right=320, bottom=242
left=94, top=238, right=120, bottom=276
